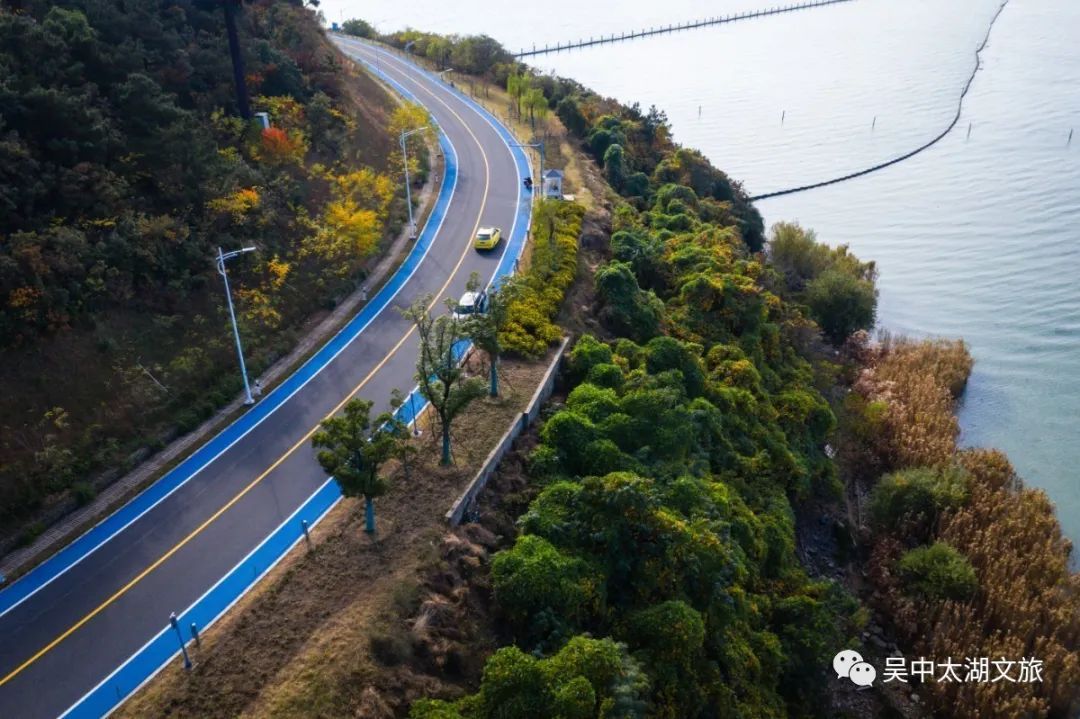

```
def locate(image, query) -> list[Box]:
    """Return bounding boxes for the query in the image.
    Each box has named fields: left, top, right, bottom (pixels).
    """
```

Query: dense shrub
left=500, top=201, right=584, bottom=357
left=492, top=535, right=601, bottom=641
left=766, top=222, right=878, bottom=346
left=410, top=637, right=648, bottom=719
left=869, top=466, right=969, bottom=537
left=567, top=333, right=613, bottom=383
left=897, top=542, right=977, bottom=601
left=804, top=268, right=877, bottom=345
left=595, top=261, right=664, bottom=343
left=460, top=319, right=849, bottom=717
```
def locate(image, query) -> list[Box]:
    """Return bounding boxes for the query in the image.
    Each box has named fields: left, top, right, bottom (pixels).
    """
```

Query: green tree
left=595, top=261, right=663, bottom=342
left=603, top=143, right=627, bottom=191
left=523, top=87, right=548, bottom=132
left=449, top=34, right=509, bottom=75
left=804, top=267, right=877, bottom=345
left=462, top=272, right=515, bottom=397
left=402, top=295, right=486, bottom=465
left=311, top=398, right=399, bottom=533
left=425, top=36, right=452, bottom=69
left=556, top=96, right=587, bottom=136
left=387, top=388, right=419, bottom=481
left=507, top=73, right=527, bottom=118
left=340, top=18, right=375, bottom=38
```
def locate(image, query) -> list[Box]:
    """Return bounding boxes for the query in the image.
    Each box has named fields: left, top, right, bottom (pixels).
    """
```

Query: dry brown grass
left=855, top=337, right=1080, bottom=717
left=114, top=354, right=555, bottom=719
left=854, top=335, right=973, bottom=468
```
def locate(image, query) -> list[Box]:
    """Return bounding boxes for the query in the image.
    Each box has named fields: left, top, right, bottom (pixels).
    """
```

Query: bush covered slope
left=0, top=0, right=406, bottom=529
left=411, top=108, right=861, bottom=719
left=357, top=25, right=1077, bottom=719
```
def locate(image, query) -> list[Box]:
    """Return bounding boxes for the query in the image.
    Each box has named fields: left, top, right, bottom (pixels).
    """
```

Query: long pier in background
left=513, top=0, right=855, bottom=58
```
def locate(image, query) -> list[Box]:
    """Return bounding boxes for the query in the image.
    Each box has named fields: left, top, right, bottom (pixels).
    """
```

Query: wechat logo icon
left=834, top=650, right=876, bottom=688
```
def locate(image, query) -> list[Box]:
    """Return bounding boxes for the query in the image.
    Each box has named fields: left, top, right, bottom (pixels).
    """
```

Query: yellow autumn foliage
left=207, top=187, right=261, bottom=223
left=267, top=255, right=291, bottom=290
left=237, top=286, right=281, bottom=329
left=388, top=102, right=434, bottom=177
left=254, top=95, right=306, bottom=131
left=304, top=168, right=395, bottom=273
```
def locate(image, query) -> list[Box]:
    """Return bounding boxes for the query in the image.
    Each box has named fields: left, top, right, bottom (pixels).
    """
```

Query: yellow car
left=474, top=226, right=502, bottom=250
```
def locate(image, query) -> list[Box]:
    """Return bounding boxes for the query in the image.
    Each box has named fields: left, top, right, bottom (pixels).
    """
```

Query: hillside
left=0, top=1, right=408, bottom=537
left=347, top=26, right=1079, bottom=719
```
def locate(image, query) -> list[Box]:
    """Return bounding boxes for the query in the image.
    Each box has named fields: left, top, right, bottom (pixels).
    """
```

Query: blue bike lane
left=51, top=43, right=534, bottom=719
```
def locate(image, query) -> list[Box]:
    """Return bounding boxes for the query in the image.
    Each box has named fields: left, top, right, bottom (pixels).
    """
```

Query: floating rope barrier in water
left=751, top=0, right=1010, bottom=201
left=750, top=0, right=1010, bottom=201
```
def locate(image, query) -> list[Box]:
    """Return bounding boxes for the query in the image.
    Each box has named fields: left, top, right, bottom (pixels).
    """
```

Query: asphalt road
left=0, top=40, right=525, bottom=719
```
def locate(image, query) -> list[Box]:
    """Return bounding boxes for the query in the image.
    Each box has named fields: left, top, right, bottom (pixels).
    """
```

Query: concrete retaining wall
left=445, top=336, right=570, bottom=526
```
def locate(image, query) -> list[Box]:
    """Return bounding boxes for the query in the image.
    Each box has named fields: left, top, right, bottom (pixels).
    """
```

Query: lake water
left=324, top=0, right=1080, bottom=543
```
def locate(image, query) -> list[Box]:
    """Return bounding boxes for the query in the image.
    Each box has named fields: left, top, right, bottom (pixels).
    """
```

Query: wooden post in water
left=872, top=116, right=876, bottom=130
left=781, top=110, right=786, bottom=126
left=1069, top=129, right=1074, bottom=145
left=967, top=122, right=973, bottom=139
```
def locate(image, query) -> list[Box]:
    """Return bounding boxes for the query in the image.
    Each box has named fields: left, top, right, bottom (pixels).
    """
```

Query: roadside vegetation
left=411, top=146, right=860, bottom=719
left=500, top=201, right=584, bottom=358
left=0, top=1, right=429, bottom=539
left=342, top=22, right=1080, bottom=719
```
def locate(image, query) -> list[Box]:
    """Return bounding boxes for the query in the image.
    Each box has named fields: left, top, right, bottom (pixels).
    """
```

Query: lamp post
left=511, top=142, right=545, bottom=201
left=400, top=126, right=430, bottom=239
left=169, top=612, right=192, bottom=670
left=216, top=246, right=257, bottom=405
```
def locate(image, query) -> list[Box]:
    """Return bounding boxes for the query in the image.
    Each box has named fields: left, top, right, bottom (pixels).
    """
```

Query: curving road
left=0, top=40, right=529, bottom=719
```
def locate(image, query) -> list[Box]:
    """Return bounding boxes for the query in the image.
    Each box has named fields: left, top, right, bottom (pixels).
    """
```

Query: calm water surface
left=325, top=0, right=1080, bottom=541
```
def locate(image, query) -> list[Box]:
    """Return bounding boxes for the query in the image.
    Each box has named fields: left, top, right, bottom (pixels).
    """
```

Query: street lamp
left=400, top=126, right=430, bottom=239
left=216, top=245, right=257, bottom=405
left=511, top=142, right=545, bottom=200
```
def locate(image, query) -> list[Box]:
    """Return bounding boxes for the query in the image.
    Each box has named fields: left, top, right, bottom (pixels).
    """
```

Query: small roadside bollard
left=190, top=622, right=201, bottom=648
left=361, top=286, right=368, bottom=303
left=168, top=612, right=192, bottom=670
left=301, top=519, right=312, bottom=549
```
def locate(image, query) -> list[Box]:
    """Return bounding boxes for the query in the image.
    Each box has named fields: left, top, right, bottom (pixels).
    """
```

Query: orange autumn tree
left=256, top=126, right=307, bottom=166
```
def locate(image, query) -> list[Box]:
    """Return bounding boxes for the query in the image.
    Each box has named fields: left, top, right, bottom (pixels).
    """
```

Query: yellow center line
left=0, top=46, right=494, bottom=688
